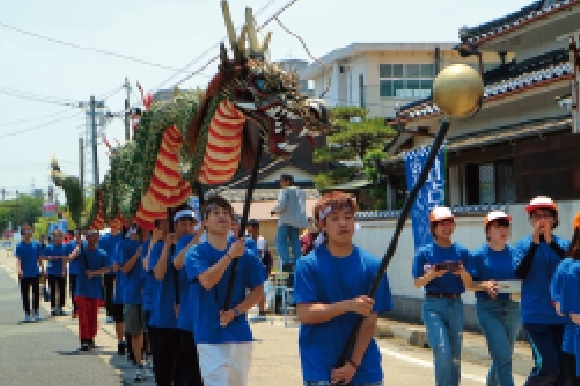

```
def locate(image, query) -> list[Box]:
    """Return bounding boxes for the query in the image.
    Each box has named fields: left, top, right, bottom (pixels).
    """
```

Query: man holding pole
left=293, top=191, right=393, bottom=386
left=185, top=196, right=266, bottom=386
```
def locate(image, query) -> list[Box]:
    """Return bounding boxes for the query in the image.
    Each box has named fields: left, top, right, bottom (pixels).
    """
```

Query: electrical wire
left=0, top=111, right=84, bottom=139
left=0, top=21, right=193, bottom=72
left=0, top=109, right=76, bottom=128
left=0, top=87, right=84, bottom=108
left=155, top=0, right=293, bottom=90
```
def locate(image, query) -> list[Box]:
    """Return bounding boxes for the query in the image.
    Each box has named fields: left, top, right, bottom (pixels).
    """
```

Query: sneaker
left=58, top=308, right=66, bottom=316
left=23, top=314, right=31, bottom=323
left=141, top=362, right=153, bottom=378
left=51, top=308, right=57, bottom=317
left=80, top=343, right=90, bottom=352
left=32, top=313, right=40, bottom=322
left=118, top=341, right=126, bottom=355
left=106, top=316, right=114, bottom=323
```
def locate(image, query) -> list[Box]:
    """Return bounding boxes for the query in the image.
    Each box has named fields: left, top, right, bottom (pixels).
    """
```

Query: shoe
left=118, top=341, right=126, bottom=355
left=134, top=365, right=147, bottom=382
left=106, top=316, right=114, bottom=323
left=141, top=362, right=153, bottom=378
left=71, top=312, right=78, bottom=319
left=23, top=314, right=31, bottom=323
left=89, top=340, right=96, bottom=348
left=58, top=308, right=66, bottom=316
left=32, top=313, right=40, bottom=322
left=80, top=340, right=91, bottom=352
left=51, top=308, right=57, bottom=317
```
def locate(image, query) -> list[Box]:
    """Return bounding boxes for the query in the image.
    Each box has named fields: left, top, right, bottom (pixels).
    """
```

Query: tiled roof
left=394, top=50, right=572, bottom=121
left=385, top=115, right=571, bottom=163
left=458, top=0, right=580, bottom=46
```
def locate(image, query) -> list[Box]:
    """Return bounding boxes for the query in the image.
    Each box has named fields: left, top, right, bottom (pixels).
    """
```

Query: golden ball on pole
left=432, top=64, right=484, bottom=118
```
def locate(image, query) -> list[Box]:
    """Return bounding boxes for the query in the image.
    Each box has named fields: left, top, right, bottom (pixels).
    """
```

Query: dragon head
left=188, top=1, right=328, bottom=167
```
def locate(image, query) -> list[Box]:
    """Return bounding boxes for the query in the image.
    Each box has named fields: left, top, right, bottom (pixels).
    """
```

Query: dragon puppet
left=59, top=1, right=329, bottom=231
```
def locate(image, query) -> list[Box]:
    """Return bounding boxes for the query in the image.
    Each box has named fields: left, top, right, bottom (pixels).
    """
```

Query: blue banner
left=404, top=145, right=445, bottom=253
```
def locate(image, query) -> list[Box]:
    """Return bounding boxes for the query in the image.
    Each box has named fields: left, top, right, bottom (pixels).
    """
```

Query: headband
left=174, top=210, right=196, bottom=222
left=318, top=202, right=355, bottom=221
left=86, top=230, right=99, bottom=236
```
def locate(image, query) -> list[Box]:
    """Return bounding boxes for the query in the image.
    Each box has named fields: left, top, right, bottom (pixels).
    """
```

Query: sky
left=0, top=0, right=534, bottom=202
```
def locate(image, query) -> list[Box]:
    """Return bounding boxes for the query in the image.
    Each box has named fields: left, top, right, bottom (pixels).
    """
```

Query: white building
left=299, top=43, right=505, bottom=118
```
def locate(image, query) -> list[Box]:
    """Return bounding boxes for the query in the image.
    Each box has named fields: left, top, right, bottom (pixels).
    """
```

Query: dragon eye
left=255, top=78, right=267, bottom=91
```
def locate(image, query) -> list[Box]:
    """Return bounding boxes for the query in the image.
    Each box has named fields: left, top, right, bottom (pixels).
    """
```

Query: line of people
left=412, top=196, right=580, bottom=386
left=14, top=191, right=580, bottom=386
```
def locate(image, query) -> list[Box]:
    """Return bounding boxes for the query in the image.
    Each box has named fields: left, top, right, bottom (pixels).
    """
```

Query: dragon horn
left=245, top=7, right=258, bottom=55
left=261, top=31, right=272, bottom=53
left=221, top=1, right=238, bottom=51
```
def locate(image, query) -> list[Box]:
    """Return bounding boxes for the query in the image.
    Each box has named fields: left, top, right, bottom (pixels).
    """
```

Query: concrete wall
left=352, top=199, right=580, bottom=328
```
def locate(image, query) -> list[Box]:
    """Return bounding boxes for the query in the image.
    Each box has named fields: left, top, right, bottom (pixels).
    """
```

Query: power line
left=0, top=111, right=83, bottom=139
left=0, top=21, right=194, bottom=72
left=0, top=87, right=84, bottom=108
left=154, top=0, right=288, bottom=90
left=0, top=109, right=75, bottom=127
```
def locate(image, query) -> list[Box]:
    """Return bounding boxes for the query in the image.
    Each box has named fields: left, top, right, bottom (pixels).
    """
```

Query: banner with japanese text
left=404, top=145, right=446, bottom=253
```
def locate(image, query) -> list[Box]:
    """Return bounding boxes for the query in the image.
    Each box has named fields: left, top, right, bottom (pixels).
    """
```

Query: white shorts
left=197, top=342, right=253, bottom=386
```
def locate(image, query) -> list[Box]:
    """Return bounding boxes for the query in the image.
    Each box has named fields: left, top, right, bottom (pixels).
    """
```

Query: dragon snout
left=305, top=99, right=330, bottom=127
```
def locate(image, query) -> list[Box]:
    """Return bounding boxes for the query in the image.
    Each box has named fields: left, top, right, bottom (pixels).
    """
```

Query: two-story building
left=299, top=43, right=507, bottom=119
left=383, top=0, right=580, bottom=210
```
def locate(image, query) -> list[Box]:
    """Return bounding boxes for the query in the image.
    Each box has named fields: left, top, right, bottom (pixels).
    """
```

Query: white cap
left=484, top=211, right=512, bottom=225
left=429, top=206, right=454, bottom=223
left=525, top=196, right=557, bottom=213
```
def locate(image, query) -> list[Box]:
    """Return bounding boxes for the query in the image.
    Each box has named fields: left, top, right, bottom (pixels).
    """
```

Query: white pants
left=197, top=342, right=253, bottom=386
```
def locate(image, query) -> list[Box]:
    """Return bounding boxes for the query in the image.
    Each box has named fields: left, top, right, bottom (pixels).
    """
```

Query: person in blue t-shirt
left=148, top=216, right=181, bottom=386
left=466, top=211, right=521, bottom=386
left=109, top=222, right=127, bottom=356
left=555, top=212, right=580, bottom=386
left=412, top=206, right=472, bottom=386
left=140, top=233, right=155, bottom=370
left=185, top=195, right=266, bottom=386
left=42, top=229, right=69, bottom=316
left=513, top=196, right=570, bottom=386
left=68, top=228, right=110, bottom=352
left=170, top=205, right=203, bottom=386
left=119, top=226, right=151, bottom=382
left=67, top=230, right=84, bottom=318
left=99, top=221, right=124, bottom=323
left=14, top=224, right=43, bottom=322
left=293, top=191, right=393, bottom=386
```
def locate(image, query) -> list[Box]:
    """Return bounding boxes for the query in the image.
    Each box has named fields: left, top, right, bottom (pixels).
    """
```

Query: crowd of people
left=11, top=187, right=580, bottom=386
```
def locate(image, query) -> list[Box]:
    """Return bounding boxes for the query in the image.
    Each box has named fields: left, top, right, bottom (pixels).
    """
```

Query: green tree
left=312, top=107, right=396, bottom=190
left=363, top=149, right=389, bottom=210
left=0, top=195, right=43, bottom=231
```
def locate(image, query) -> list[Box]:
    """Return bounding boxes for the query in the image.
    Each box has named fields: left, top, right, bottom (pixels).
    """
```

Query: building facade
left=383, top=0, right=580, bottom=209
left=299, top=43, right=508, bottom=118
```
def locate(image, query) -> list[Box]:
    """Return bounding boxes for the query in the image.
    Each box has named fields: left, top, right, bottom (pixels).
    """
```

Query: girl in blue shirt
left=513, top=196, right=569, bottom=386
left=14, top=225, right=43, bottom=322
left=466, top=211, right=521, bottom=386
left=294, top=191, right=393, bottom=386
left=42, top=229, right=69, bottom=316
left=555, top=212, right=580, bottom=386
left=412, top=206, right=472, bottom=386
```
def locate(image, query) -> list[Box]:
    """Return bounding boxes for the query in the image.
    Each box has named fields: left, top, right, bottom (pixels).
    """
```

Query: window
left=379, top=63, right=435, bottom=99
left=380, top=80, right=393, bottom=97
left=379, top=64, right=392, bottom=78
left=463, top=160, right=515, bottom=205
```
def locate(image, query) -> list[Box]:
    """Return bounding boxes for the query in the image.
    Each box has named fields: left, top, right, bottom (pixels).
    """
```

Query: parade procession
left=4, top=0, right=580, bottom=385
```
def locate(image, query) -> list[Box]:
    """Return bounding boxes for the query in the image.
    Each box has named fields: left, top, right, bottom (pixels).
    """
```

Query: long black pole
left=223, top=136, right=264, bottom=312
left=336, top=119, right=450, bottom=369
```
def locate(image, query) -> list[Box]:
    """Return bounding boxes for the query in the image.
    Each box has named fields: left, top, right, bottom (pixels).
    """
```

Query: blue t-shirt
left=98, top=232, right=124, bottom=268
left=513, top=235, right=569, bottom=324
left=141, top=239, right=155, bottom=312
left=467, top=244, right=517, bottom=301
left=43, top=243, right=68, bottom=277
left=412, top=243, right=470, bottom=294
left=173, top=234, right=195, bottom=331
left=185, top=240, right=266, bottom=344
left=15, top=241, right=42, bottom=278
left=66, top=241, right=83, bottom=275
left=294, top=245, right=393, bottom=384
left=76, top=247, right=109, bottom=299
left=148, top=241, right=178, bottom=329
left=112, top=240, right=125, bottom=304
left=122, top=239, right=143, bottom=305
left=557, top=259, right=580, bottom=354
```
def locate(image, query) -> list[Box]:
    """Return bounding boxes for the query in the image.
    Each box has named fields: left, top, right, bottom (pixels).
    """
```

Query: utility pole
left=79, top=137, right=84, bottom=226
left=90, top=95, right=99, bottom=187
left=124, top=77, right=131, bottom=142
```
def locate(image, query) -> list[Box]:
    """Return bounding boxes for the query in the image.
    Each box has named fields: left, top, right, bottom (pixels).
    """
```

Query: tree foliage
left=0, top=195, right=43, bottom=231
left=312, top=107, right=395, bottom=193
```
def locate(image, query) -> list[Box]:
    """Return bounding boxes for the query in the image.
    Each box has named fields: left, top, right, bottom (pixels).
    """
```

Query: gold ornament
left=432, top=64, right=484, bottom=118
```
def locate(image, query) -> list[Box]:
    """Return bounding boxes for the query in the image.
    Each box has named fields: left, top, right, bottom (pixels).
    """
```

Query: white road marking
left=379, top=347, right=486, bottom=384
